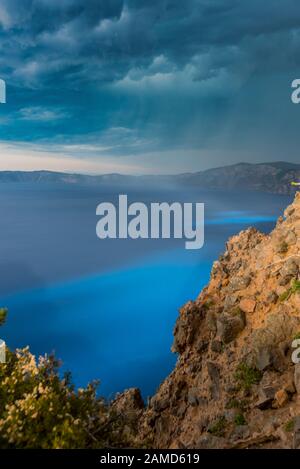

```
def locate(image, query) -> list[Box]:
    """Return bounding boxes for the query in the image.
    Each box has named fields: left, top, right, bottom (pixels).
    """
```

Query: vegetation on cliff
left=0, top=312, right=143, bottom=449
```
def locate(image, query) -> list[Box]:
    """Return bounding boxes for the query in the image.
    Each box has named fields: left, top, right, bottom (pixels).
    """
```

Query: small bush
left=234, top=363, right=262, bottom=391
left=203, top=299, right=215, bottom=310
left=0, top=308, right=140, bottom=449
left=234, top=413, right=246, bottom=426
left=284, top=419, right=294, bottom=433
left=208, top=416, right=227, bottom=437
left=278, top=241, right=289, bottom=254
left=225, top=398, right=240, bottom=409
left=230, top=307, right=243, bottom=317
left=280, top=279, right=300, bottom=302
left=226, top=398, right=247, bottom=411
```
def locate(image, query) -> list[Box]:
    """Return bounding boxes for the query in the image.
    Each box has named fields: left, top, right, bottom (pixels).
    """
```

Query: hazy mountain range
left=0, top=162, right=299, bottom=194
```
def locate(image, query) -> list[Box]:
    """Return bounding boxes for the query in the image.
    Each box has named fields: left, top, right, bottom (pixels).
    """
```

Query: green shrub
left=278, top=241, right=289, bottom=254
left=0, top=309, right=139, bottom=449
left=203, top=299, right=215, bottom=310
left=225, top=398, right=247, bottom=411
left=284, top=419, right=294, bottom=433
left=280, top=279, right=300, bottom=302
left=208, top=416, right=227, bottom=437
left=230, top=307, right=243, bottom=317
left=225, top=398, right=240, bottom=409
left=234, top=413, right=246, bottom=426
left=0, top=347, right=106, bottom=448
left=234, top=363, right=262, bottom=391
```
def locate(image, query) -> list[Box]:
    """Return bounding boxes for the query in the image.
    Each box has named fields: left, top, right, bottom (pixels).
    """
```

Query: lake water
left=0, top=183, right=293, bottom=398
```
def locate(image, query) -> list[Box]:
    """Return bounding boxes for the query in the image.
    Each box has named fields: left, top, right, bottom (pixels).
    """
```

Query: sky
left=0, top=0, right=300, bottom=174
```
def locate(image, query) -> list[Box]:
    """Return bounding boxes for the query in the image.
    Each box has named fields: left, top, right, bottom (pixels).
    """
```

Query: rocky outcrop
left=135, top=192, right=300, bottom=449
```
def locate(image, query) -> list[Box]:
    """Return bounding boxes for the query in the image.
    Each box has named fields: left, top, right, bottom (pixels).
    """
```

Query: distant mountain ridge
left=175, top=162, right=300, bottom=194
left=0, top=161, right=299, bottom=194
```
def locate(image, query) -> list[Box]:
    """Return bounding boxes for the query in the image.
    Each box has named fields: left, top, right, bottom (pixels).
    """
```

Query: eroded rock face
left=207, top=362, right=221, bottom=400
left=172, top=301, right=205, bottom=354
left=113, top=388, right=144, bottom=414
left=133, top=193, right=300, bottom=449
left=228, top=275, right=252, bottom=292
left=216, top=310, right=246, bottom=344
left=110, top=388, right=145, bottom=446
left=246, top=311, right=300, bottom=372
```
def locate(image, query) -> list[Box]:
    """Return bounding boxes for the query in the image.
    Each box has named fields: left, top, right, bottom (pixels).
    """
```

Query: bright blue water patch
left=1, top=249, right=211, bottom=398
left=208, top=215, right=277, bottom=225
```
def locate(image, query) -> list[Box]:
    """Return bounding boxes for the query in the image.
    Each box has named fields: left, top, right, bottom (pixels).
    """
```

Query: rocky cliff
left=114, top=192, right=300, bottom=449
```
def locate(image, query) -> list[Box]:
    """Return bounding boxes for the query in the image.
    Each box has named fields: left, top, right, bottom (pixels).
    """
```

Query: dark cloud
left=1, top=0, right=300, bottom=171
left=0, top=0, right=300, bottom=88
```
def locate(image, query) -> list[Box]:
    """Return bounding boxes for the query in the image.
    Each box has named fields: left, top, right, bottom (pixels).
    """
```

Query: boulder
left=217, top=311, right=246, bottom=344
left=207, top=362, right=220, bottom=400
left=172, top=301, right=202, bottom=353
left=223, top=294, right=239, bottom=312
left=274, top=389, right=289, bottom=408
left=279, top=259, right=299, bottom=285
left=285, top=230, right=297, bottom=245
left=211, top=339, right=223, bottom=353
left=187, top=387, right=199, bottom=407
left=239, top=298, right=256, bottom=314
left=255, top=386, right=277, bottom=410
left=266, top=291, right=278, bottom=304
left=249, top=312, right=300, bottom=371
left=228, top=275, right=251, bottom=292
left=256, top=347, right=272, bottom=371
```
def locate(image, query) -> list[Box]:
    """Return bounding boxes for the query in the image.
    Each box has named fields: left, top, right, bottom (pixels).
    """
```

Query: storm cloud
left=0, top=0, right=300, bottom=172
